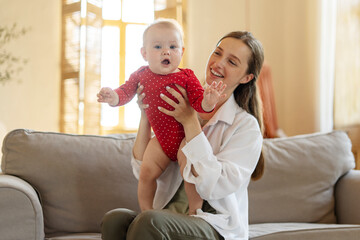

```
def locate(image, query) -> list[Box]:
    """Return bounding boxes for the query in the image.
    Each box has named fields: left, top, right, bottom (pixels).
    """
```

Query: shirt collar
left=203, top=94, right=242, bottom=127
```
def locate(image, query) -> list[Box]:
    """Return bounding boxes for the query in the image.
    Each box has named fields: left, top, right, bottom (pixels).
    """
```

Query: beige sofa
left=1, top=129, right=360, bottom=240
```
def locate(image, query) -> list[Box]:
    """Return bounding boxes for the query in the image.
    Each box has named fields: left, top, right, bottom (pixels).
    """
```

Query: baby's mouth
left=162, top=59, right=170, bottom=65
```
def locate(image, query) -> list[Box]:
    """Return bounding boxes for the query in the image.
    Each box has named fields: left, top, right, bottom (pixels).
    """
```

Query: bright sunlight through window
left=101, top=0, right=154, bottom=130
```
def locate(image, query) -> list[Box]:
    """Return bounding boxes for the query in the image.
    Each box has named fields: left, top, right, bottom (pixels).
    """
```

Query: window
left=101, top=0, right=185, bottom=134
left=60, top=0, right=103, bottom=135
left=334, top=0, right=360, bottom=128
left=60, top=0, right=185, bottom=135
left=100, top=0, right=154, bottom=134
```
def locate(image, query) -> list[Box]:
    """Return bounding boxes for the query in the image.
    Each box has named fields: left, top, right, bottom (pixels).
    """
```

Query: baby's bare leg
left=177, top=140, right=203, bottom=215
left=138, top=137, right=171, bottom=212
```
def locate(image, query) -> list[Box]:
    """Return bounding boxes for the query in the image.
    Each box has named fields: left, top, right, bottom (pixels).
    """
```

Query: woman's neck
left=198, top=94, right=229, bottom=123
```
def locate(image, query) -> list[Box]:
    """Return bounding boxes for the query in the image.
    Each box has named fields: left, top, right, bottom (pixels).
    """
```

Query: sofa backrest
left=248, top=130, right=355, bottom=224
left=1, top=129, right=139, bottom=236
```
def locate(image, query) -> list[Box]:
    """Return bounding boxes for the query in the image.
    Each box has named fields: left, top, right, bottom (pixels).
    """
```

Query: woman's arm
left=132, top=85, right=151, bottom=161
left=158, top=85, right=202, bottom=177
left=159, top=86, right=263, bottom=200
left=181, top=127, right=262, bottom=200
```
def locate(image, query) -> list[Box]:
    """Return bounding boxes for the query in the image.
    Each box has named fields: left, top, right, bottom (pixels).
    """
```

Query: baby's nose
left=162, top=49, right=170, bottom=55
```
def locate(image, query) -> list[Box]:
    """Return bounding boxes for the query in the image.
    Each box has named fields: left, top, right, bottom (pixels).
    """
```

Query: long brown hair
left=217, top=31, right=265, bottom=180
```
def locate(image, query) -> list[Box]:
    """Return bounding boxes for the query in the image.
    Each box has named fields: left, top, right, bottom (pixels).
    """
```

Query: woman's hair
left=218, top=31, right=265, bottom=180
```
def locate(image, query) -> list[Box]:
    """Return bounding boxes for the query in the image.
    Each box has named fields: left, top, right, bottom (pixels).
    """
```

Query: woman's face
left=205, top=37, right=254, bottom=98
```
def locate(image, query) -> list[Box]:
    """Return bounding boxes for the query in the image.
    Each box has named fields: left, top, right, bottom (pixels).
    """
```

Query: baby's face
left=141, top=25, right=183, bottom=75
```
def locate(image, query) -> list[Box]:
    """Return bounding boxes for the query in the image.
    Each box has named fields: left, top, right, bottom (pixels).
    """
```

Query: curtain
left=334, top=0, right=360, bottom=128
left=334, top=0, right=360, bottom=169
left=60, top=0, right=102, bottom=134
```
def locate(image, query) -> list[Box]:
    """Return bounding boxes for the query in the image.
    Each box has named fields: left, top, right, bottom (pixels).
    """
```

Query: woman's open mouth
left=211, top=68, right=224, bottom=78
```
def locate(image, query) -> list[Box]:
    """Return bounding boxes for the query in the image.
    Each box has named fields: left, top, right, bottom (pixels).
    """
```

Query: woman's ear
left=240, top=73, right=254, bottom=84
left=141, top=47, right=147, bottom=61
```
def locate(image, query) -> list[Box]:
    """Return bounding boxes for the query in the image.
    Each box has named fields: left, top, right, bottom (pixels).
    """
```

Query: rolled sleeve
left=181, top=132, right=222, bottom=196
left=182, top=132, right=213, bottom=165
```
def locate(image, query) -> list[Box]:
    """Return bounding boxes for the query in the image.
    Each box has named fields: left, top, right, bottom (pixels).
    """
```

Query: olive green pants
left=101, top=182, right=224, bottom=240
left=101, top=208, right=223, bottom=240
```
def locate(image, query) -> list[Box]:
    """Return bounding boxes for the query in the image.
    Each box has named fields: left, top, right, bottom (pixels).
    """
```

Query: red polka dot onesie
left=114, top=66, right=209, bottom=161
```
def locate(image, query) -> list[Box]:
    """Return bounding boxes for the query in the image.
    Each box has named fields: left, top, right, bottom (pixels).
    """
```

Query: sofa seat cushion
left=250, top=223, right=360, bottom=240
left=248, top=131, right=355, bottom=224
left=46, top=233, right=101, bottom=239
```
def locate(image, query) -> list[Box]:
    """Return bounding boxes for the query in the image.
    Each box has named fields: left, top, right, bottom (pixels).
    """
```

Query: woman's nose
left=214, top=58, right=225, bottom=68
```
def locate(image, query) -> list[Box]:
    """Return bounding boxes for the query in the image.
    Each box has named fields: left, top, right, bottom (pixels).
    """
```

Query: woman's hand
left=158, top=85, right=202, bottom=142
left=158, top=85, right=197, bottom=125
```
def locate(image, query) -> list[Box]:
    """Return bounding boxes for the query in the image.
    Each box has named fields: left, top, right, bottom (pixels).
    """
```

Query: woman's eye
left=229, top=59, right=237, bottom=66
left=213, top=51, right=220, bottom=56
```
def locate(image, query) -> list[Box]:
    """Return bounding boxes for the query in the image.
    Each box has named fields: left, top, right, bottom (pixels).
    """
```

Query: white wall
left=0, top=0, right=61, bottom=134
left=0, top=0, right=61, bottom=161
left=251, top=0, right=322, bottom=136
left=186, top=0, right=247, bottom=82
left=186, top=0, right=323, bottom=136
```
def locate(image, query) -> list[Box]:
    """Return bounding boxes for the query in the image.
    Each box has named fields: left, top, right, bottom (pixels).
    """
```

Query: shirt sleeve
left=181, top=124, right=263, bottom=200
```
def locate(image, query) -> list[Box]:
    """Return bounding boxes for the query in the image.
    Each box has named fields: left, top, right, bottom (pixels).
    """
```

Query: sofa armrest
left=335, top=169, right=360, bottom=224
left=0, top=174, right=44, bottom=240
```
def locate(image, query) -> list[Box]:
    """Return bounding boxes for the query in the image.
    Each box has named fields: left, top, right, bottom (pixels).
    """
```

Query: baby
left=97, top=19, right=225, bottom=214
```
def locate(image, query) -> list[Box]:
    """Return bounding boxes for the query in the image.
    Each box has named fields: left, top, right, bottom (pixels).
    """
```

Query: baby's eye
left=170, top=45, right=177, bottom=49
left=154, top=45, right=161, bottom=49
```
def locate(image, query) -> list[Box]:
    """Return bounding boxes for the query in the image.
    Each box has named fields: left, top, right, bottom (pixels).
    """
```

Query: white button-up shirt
left=132, top=94, right=263, bottom=240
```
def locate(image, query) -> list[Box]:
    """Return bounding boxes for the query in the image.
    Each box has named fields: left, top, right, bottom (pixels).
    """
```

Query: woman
left=101, top=31, right=265, bottom=240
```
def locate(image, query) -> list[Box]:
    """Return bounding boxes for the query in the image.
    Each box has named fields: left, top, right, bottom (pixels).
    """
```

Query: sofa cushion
left=250, top=223, right=360, bottom=240
left=1, top=129, right=139, bottom=236
left=46, top=233, right=101, bottom=240
left=248, top=131, right=355, bottom=224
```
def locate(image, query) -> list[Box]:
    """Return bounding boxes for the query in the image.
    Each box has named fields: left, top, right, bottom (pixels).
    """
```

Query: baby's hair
left=143, top=18, right=184, bottom=46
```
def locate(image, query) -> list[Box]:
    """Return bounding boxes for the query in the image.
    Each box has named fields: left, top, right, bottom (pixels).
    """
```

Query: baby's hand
left=97, top=87, right=119, bottom=106
left=202, top=81, right=227, bottom=112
